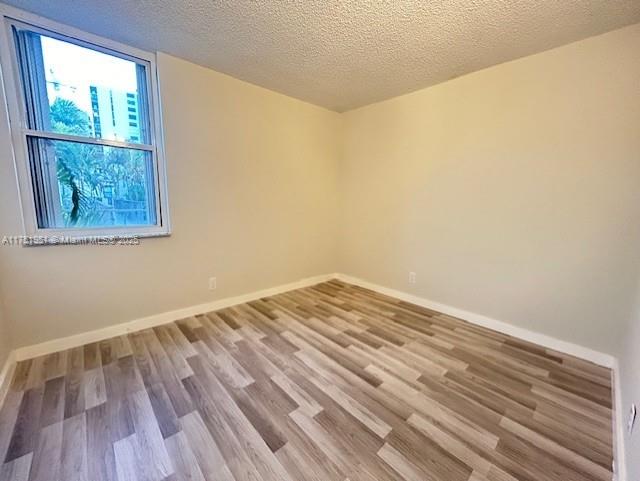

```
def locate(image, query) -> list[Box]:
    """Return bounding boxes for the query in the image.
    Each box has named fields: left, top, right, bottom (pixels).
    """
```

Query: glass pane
left=28, top=137, right=157, bottom=228
left=15, top=27, right=150, bottom=144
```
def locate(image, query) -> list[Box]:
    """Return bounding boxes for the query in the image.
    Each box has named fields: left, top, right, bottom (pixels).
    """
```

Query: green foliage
left=55, top=154, right=82, bottom=224
left=50, top=98, right=91, bottom=136
left=49, top=97, right=149, bottom=227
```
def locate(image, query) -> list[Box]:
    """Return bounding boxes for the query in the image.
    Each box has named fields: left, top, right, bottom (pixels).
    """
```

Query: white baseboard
left=0, top=350, right=16, bottom=408
left=334, top=273, right=615, bottom=368
left=612, top=360, right=627, bottom=481
left=14, top=271, right=616, bottom=366
left=334, top=273, right=625, bottom=477
left=13, top=273, right=336, bottom=362
left=4, top=271, right=624, bottom=474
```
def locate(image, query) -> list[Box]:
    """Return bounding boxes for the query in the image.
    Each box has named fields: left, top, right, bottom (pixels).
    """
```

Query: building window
left=0, top=12, right=170, bottom=240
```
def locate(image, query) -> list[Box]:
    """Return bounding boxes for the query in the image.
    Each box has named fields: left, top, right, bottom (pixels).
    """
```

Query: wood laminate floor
left=0, top=280, right=613, bottom=481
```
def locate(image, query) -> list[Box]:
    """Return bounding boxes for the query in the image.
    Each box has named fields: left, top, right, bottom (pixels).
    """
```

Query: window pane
left=27, top=137, right=157, bottom=228
left=14, top=27, right=150, bottom=144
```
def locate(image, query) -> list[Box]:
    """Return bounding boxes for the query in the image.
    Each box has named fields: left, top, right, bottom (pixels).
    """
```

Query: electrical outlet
left=409, top=272, right=416, bottom=284
left=208, top=277, right=217, bottom=290
left=628, top=404, right=637, bottom=435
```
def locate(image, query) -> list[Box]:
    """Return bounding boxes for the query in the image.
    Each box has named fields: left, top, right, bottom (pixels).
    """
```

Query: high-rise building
left=89, top=85, right=141, bottom=143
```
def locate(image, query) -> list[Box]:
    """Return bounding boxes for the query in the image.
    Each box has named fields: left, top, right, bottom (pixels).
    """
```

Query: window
left=0, top=10, right=170, bottom=240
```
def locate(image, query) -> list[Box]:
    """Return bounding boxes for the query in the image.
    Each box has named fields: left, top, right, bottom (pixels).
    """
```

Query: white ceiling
left=4, top=0, right=640, bottom=112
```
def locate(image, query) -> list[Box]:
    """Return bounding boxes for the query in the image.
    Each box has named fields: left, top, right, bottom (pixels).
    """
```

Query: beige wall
left=1, top=17, right=639, bottom=480
left=339, top=23, right=640, bottom=355
left=619, top=282, right=640, bottom=481
left=0, top=21, right=638, bottom=361
left=0, top=285, right=10, bottom=369
left=0, top=53, right=341, bottom=348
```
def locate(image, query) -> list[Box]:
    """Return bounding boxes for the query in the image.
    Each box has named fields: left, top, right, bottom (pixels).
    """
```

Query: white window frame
left=0, top=5, right=171, bottom=242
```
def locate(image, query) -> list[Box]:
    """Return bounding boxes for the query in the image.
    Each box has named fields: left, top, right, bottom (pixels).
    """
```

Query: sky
left=41, top=34, right=139, bottom=116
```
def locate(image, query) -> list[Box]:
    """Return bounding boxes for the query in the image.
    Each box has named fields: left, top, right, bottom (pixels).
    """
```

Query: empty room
left=0, top=1, right=638, bottom=480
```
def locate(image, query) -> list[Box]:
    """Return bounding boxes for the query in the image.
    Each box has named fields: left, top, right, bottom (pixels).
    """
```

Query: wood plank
left=128, top=389, right=174, bottom=480
left=28, top=421, right=63, bottom=481
left=179, top=411, right=234, bottom=481
left=0, top=452, right=32, bottom=481
left=377, top=443, right=431, bottom=481
left=40, top=377, right=65, bottom=427
left=4, top=387, right=44, bottom=462
left=60, top=413, right=87, bottom=481
left=86, top=403, right=117, bottom=481
left=64, top=347, right=85, bottom=420
left=0, top=280, right=613, bottom=481
left=271, top=372, right=323, bottom=416
left=0, top=390, right=24, bottom=464
left=83, top=367, right=106, bottom=410
left=113, top=434, right=141, bottom=481
left=163, top=431, right=206, bottom=481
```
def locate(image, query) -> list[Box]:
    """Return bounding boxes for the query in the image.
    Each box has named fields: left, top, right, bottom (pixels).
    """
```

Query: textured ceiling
left=4, top=0, right=640, bottom=111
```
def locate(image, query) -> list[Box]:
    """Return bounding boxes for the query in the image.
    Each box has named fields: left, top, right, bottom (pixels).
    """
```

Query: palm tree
left=49, top=98, right=94, bottom=226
